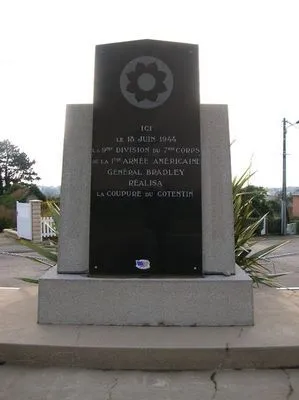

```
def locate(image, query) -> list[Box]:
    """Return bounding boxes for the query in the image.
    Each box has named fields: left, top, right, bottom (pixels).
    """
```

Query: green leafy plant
left=233, top=167, right=288, bottom=287
left=19, top=238, right=57, bottom=263
left=19, top=277, right=39, bottom=284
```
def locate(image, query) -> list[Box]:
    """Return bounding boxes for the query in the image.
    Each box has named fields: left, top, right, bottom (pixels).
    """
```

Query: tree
left=267, top=198, right=281, bottom=218
left=0, top=140, right=40, bottom=195
left=241, top=185, right=274, bottom=218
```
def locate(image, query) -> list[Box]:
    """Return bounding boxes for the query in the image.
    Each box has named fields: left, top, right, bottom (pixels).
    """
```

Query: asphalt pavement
left=252, top=236, right=299, bottom=287
left=0, top=233, right=51, bottom=287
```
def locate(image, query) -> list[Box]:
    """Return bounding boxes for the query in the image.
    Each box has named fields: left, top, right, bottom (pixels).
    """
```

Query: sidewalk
left=0, top=365, right=298, bottom=400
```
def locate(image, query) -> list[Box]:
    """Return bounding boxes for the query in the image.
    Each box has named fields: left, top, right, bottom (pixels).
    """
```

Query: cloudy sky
left=1, top=0, right=299, bottom=188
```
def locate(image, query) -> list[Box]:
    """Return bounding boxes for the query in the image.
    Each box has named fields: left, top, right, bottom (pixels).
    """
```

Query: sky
left=1, top=0, right=299, bottom=188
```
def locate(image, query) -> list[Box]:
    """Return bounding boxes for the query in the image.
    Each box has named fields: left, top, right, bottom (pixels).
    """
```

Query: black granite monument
left=89, top=39, right=202, bottom=275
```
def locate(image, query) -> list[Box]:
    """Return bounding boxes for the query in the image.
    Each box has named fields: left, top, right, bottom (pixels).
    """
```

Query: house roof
left=10, top=185, right=46, bottom=202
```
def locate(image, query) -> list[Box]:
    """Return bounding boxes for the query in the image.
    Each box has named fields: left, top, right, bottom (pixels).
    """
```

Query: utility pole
left=281, top=118, right=287, bottom=235
left=281, top=118, right=299, bottom=235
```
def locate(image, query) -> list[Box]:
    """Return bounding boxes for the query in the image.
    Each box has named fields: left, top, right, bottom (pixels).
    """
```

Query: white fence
left=41, top=217, right=57, bottom=238
left=16, top=201, right=32, bottom=240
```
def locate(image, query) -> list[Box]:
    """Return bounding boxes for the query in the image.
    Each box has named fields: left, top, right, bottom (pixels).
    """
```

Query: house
left=293, top=192, right=299, bottom=217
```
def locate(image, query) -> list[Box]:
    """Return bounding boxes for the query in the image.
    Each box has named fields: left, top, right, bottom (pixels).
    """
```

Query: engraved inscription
left=91, top=124, right=200, bottom=198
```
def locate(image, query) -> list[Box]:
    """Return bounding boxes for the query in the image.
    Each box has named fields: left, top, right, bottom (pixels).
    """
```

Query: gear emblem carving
left=120, top=56, right=174, bottom=109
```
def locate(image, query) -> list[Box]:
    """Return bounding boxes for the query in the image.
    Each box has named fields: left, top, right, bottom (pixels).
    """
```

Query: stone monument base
left=37, top=103, right=254, bottom=327
left=38, top=266, right=253, bottom=326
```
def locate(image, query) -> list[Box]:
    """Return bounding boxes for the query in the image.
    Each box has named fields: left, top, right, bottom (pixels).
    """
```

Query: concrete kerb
left=3, top=229, right=19, bottom=240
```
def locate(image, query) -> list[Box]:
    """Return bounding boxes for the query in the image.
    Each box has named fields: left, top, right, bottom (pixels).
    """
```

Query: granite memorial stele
left=90, top=40, right=202, bottom=275
left=38, top=39, right=254, bottom=326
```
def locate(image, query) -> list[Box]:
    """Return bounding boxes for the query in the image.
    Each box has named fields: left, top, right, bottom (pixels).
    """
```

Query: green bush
left=267, top=218, right=281, bottom=235
left=0, top=194, right=16, bottom=209
left=0, top=217, right=13, bottom=232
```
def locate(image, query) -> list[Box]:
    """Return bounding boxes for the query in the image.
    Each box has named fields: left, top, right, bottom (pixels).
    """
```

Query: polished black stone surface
left=89, top=39, right=202, bottom=275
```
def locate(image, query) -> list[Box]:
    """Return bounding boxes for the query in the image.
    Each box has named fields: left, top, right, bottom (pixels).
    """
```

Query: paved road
left=0, top=233, right=298, bottom=289
left=0, top=366, right=298, bottom=400
left=0, top=233, right=52, bottom=287
left=253, top=236, right=299, bottom=287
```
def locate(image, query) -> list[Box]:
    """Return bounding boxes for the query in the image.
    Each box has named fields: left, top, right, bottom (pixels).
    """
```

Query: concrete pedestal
left=38, top=265, right=253, bottom=326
